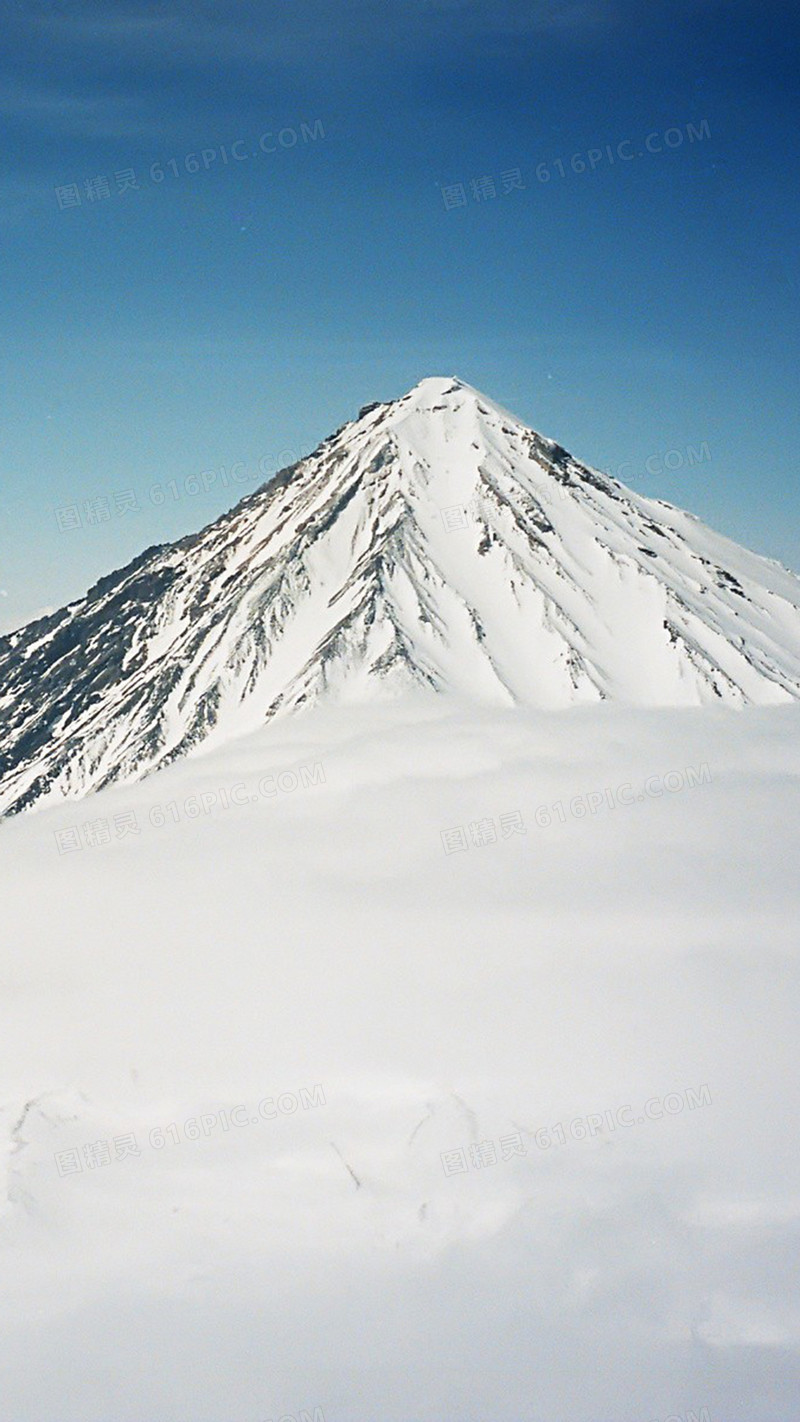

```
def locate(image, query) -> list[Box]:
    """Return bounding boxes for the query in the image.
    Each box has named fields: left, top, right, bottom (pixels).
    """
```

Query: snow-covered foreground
left=2, top=700, right=799, bottom=1422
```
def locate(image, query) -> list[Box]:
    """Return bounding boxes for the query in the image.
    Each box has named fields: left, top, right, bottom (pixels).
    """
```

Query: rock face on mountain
left=2, top=375, right=800, bottom=817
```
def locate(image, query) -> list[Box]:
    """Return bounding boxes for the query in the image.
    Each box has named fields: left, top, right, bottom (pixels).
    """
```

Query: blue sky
left=1, top=0, right=798, bottom=632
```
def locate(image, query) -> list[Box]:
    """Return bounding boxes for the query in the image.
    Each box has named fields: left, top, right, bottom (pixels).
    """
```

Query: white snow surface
left=2, top=376, right=800, bottom=819
left=2, top=699, right=800, bottom=1421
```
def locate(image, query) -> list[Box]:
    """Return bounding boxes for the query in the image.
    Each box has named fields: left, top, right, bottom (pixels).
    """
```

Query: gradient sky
left=1, top=0, right=798, bottom=633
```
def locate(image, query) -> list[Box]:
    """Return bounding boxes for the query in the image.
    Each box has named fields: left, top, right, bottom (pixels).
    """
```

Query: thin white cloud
left=0, top=78, right=168, bottom=140
left=420, top=0, right=618, bottom=29
left=14, top=0, right=624, bottom=70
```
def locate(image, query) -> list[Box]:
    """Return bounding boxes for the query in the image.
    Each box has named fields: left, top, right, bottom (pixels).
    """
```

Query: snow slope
left=2, top=701, right=800, bottom=1421
left=2, top=376, right=800, bottom=819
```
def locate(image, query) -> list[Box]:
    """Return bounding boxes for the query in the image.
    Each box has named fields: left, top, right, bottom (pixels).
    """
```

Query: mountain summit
left=2, top=375, right=800, bottom=817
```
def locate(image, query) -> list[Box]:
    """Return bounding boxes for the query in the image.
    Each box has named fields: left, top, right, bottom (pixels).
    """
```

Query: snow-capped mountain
left=2, top=375, right=800, bottom=818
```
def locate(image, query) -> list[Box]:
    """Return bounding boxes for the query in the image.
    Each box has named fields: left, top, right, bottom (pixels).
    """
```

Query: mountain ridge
left=2, top=375, right=800, bottom=819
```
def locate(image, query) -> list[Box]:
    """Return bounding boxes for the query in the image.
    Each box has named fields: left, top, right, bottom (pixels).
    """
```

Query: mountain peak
left=2, top=381, right=800, bottom=818
left=408, top=373, right=464, bottom=391
left=406, top=374, right=465, bottom=397
left=398, top=374, right=491, bottom=411
left=355, top=376, right=473, bottom=424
